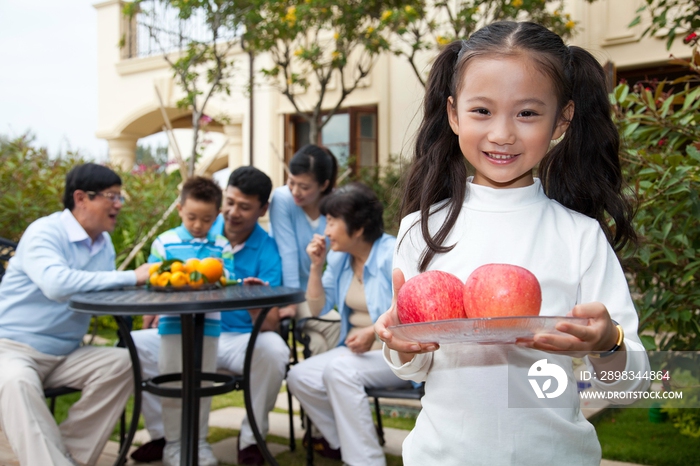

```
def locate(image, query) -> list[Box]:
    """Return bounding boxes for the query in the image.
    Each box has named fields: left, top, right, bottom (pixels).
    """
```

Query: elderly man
left=0, top=163, right=151, bottom=466
left=131, top=166, right=288, bottom=466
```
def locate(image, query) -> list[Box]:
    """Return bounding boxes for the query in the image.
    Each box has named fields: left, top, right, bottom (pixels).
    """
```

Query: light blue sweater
left=317, top=234, right=396, bottom=345
left=148, top=225, right=233, bottom=337
left=0, top=211, right=137, bottom=355
left=269, top=185, right=327, bottom=292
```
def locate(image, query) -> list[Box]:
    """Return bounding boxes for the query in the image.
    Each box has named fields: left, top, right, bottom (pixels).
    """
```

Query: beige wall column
left=225, top=122, right=244, bottom=170
left=107, top=136, right=138, bottom=171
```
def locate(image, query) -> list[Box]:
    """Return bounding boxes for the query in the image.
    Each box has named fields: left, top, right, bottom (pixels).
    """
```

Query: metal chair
left=44, top=386, right=82, bottom=415
left=42, top=326, right=131, bottom=451
left=1, top=237, right=130, bottom=460
left=215, top=317, right=299, bottom=452
left=0, top=237, right=17, bottom=280
left=280, top=316, right=300, bottom=451
left=364, top=383, right=424, bottom=446
left=292, top=316, right=424, bottom=465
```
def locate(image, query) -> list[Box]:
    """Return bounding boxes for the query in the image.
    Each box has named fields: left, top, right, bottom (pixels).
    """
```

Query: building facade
left=94, top=0, right=691, bottom=188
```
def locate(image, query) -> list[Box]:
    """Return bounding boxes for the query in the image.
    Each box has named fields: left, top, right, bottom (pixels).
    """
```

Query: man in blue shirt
left=0, top=163, right=152, bottom=466
left=131, top=166, right=286, bottom=466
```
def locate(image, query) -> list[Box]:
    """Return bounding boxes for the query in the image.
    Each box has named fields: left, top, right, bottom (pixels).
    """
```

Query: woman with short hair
left=287, top=182, right=409, bottom=466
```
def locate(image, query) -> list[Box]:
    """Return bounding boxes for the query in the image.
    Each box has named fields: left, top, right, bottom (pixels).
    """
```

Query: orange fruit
left=170, top=261, right=185, bottom=274
left=184, top=258, right=201, bottom=275
left=156, top=271, right=172, bottom=287
left=148, top=263, right=161, bottom=276
left=170, top=271, right=188, bottom=288
left=198, top=258, right=224, bottom=283
left=189, top=271, right=204, bottom=289
left=149, top=272, right=159, bottom=286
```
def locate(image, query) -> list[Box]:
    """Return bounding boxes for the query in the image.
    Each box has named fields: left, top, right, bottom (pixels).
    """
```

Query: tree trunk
left=309, top=117, right=320, bottom=147
left=189, top=111, right=200, bottom=177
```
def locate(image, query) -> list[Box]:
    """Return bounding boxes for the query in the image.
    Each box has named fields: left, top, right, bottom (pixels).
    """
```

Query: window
left=284, top=106, right=378, bottom=172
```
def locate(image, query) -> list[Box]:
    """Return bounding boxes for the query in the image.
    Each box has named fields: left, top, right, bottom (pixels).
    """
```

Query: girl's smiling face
left=447, top=54, right=573, bottom=189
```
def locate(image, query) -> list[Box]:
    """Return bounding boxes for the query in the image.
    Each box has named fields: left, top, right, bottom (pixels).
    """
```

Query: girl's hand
left=345, top=326, right=376, bottom=354
left=306, top=234, right=327, bottom=268
left=375, top=269, right=439, bottom=363
left=527, top=302, right=620, bottom=355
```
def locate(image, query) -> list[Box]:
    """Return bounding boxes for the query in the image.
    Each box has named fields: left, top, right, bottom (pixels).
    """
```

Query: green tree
left=136, top=143, right=169, bottom=168
left=243, top=0, right=412, bottom=144
left=630, top=0, right=700, bottom=50
left=123, top=0, right=243, bottom=176
left=381, top=0, right=599, bottom=87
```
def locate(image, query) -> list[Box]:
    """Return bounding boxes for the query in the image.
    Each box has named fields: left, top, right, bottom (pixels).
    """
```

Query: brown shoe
left=237, top=435, right=264, bottom=466
left=130, top=437, right=165, bottom=463
left=303, top=436, right=342, bottom=461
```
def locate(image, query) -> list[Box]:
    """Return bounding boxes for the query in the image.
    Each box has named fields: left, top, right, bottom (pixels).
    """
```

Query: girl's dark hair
left=63, top=163, right=122, bottom=211
left=289, top=144, right=338, bottom=195
left=402, top=21, right=636, bottom=271
left=180, top=176, right=223, bottom=209
left=320, top=182, right=384, bottom=243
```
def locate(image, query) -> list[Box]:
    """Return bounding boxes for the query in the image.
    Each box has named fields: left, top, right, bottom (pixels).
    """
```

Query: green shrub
left=0, top=135, right=84, bottom=242
left=611, top=78, right=700, bottom=352
left=342, top=154, right=404, bottom=236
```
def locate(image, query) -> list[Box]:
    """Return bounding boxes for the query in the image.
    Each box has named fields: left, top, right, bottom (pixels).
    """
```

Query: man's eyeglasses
left=85, top=191, right=126, bottom=204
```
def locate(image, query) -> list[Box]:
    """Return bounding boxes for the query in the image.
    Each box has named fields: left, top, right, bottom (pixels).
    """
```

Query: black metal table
left=68, top=285, right=304, bottom=466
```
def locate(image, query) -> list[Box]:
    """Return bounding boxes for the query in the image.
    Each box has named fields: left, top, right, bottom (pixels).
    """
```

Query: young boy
left=147, top=176, right=233, bottom=466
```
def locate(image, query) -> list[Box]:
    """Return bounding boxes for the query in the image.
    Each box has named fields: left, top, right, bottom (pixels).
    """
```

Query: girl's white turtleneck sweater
left=385, top=179, right=650, bottom=466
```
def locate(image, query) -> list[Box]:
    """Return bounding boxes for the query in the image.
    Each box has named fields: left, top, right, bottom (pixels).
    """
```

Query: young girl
left=269, top=144, right=341, bottom=354
left=376, top=21, right=651, bottom=465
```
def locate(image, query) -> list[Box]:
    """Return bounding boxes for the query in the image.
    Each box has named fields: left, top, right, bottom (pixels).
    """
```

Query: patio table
left=69, top=285, right=304, bottom=466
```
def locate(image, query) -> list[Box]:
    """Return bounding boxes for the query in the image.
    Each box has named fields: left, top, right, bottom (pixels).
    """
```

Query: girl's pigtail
left=400, top=40, right=468, bottom=271
left=540, top=46, right=636, bottom=251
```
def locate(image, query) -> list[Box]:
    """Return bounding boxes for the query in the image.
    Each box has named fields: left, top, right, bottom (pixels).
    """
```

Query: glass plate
left=388, top=316, right=589, bottom=345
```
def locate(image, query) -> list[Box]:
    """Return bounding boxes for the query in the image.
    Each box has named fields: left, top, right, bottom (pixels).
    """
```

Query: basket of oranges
left=148, top=258, right=238, bottom=292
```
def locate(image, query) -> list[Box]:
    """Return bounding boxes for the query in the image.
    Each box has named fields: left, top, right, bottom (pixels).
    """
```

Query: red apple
left=397, top=270, right=466, bottom=324
left=463, top=264, right=541, bottom=318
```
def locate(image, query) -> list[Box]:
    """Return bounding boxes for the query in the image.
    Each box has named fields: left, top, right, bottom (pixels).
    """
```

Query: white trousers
left=0, top=338, right=133, bottom=466
left=132, top=328, right=289, bottom=449
left=286, top=346, right=409, bottom=466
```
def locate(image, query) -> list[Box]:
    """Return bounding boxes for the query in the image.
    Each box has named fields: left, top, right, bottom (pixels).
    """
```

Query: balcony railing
left=121, top=0, right=237, bottom=60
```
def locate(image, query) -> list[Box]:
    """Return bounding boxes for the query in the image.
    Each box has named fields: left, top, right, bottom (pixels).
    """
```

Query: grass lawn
left=49, top=386, right=418, bottom=444
left=593, top=406, right=700, bottom=466
left=55, top=386, right=700, bottom=466
left=206, top=427, right=404, bottom=466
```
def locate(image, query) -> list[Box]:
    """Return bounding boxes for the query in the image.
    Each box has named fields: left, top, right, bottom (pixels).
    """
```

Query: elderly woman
left=286, top=182, right=410, bottom=466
